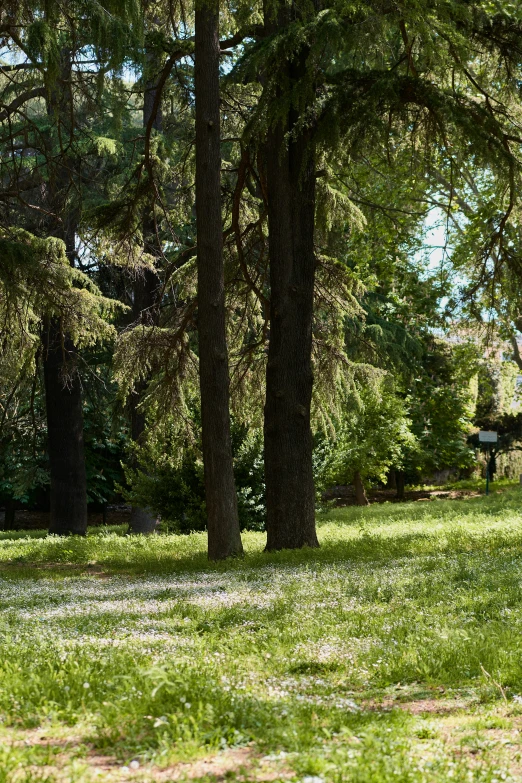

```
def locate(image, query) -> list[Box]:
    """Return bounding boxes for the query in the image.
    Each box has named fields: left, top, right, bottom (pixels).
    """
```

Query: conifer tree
left=234, top=0, right=522, bottom=548
left=262, top=0, right=319, bottom=550
left=0, top=1, right=140, bottom=534
left=195, top=0, right=243, bottom=559
left=42, top=41, right=89, bottom=535
left=128, top=29, right=165, bottom=535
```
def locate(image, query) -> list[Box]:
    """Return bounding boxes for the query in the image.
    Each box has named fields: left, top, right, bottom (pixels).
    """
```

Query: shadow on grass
left=0, top=487, right=520, bottom=579
left=1, top=520, right=522, bottom=582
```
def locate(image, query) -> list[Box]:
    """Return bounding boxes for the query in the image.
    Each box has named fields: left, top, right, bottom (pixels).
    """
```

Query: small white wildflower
left=262, top=752, right=288, bottom=762
left=64, top=686, right=70, bottom=692
left=180, top=696, right=186, bottom=703
left=121, top=766, right=130, bottom=773
left=513, top=694, right=522, bottom=704
left=129, top=760, right=140, bottom=770
left=184, top=702, right=191, bottom=709
left=301, top=777, right=324, bottom=783
left=83, top=682, right=90, bottom=689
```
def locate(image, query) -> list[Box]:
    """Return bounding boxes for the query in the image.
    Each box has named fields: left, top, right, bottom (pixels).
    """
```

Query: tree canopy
left=2, top=0, right=522, bottom=552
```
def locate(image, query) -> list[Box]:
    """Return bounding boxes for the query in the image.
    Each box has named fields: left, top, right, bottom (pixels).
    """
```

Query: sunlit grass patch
left=410, top=477, right=520, bottom=493
left=2, top=489, right=522, bottom=780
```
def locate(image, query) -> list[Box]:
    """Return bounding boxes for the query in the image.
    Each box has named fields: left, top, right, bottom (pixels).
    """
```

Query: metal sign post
left=486, top=443, right=490, bottom=496
left=478, top=431, right=498, bottom=496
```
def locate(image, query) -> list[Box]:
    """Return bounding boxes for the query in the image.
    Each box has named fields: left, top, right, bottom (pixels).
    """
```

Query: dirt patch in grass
left=134, top=747, right=291, bottom=781
left=434, top=715, right=522, bottom=777
left=397, top=698, right=470, bottom=715
left=2, top=729, right=293, bottom=782
left=82, top=746, right=294, bottom=782
left=364, top=694, right=473, bottom=715
left=326, top=486, right=484, bottom=506
left=3, top=726, right=85, bottom=749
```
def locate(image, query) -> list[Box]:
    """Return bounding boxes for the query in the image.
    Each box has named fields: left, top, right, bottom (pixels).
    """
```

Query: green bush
left=123, top=420, right=266, bottom=533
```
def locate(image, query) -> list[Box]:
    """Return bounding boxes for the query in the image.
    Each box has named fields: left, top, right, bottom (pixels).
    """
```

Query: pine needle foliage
left=0, top=228, right=119, bottom=352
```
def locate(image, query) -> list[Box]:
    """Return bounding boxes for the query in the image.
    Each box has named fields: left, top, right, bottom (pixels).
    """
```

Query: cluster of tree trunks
left=39, top=0, right=323, bottom=555
left=7, top=2, right=521, bottom=551
left=192, top=0, right=320, bottom=555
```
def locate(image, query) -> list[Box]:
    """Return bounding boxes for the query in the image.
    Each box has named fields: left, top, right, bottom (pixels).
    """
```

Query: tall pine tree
left=195, top=0, right=243, bottom=559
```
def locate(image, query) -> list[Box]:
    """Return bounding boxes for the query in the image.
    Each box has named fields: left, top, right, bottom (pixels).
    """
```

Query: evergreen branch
left=0, top=28, right=44, bottom=73
left=429, top=170, right=473, bottom=218
left=399, top=20, right=418, bottom=78
left=0, top=88, right=46, bottom=123
left=0, top=62, right=38, bottom=72
left=231, top=148, right=269, bottom=310
left=220, top=26, right=265, bottom=50
left=144, top=27, right=263, bottom=174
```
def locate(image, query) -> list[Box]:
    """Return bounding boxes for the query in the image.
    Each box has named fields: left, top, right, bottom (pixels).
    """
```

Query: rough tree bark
left=128, top=47, right=163, bottom=535
left=43, top=316, right=88, bottom=535
left=354, top=471, right=369, bottom=506
left=43, top=50, right=88, bottom=535
left=263, top=0, right=319, bottom=551
left=195, top=0, right=243, bottom=560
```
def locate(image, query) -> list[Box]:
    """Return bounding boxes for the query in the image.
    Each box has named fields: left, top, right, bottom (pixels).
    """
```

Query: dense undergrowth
left=2, top=489, right=522, bottom=781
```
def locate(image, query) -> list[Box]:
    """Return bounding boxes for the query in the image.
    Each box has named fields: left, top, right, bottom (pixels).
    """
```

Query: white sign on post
left=479, top=431, right=498, bottom=443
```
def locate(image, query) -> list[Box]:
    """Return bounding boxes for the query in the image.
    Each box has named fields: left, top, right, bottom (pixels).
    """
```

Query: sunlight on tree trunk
left=354, top=471, right=369, bottom=506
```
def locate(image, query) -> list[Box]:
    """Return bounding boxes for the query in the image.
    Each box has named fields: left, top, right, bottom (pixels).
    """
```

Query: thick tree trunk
left=263, top=3, right=319, bottom=551
left=43, top=320, right=88, bottom=535
left=354, top=471, right=369, bottom=506
left=195, top=0, right=243, bottom=560
left=128, top=51, right=163, bottom=535
left=396, top=470, right=405, bottom=501
left=43, top=49, right=88, bottom=536
left=42, top=226, right=87, bottom=535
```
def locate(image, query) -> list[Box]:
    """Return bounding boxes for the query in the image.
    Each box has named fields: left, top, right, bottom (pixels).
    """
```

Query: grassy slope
left=2, top=489, right=522, bottom=781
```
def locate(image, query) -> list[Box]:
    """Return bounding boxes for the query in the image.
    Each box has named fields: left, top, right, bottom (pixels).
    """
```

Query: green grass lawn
left=409, top=477, right=520, bottom=493
left=3, top=488, right=522, bottom=781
